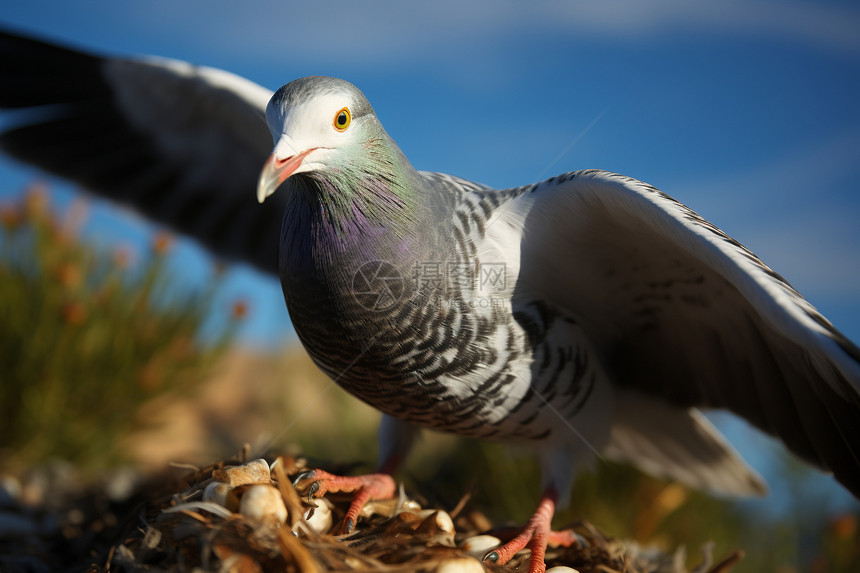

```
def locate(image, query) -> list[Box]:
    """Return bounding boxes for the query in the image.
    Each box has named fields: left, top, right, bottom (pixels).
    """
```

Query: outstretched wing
left=0, top=29, right=283, bottom=274
left=507, top=169, right=860, bottom=496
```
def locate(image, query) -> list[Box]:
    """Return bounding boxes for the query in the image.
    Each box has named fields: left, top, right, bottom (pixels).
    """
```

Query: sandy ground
left=123, top=345, right=382, bottom=472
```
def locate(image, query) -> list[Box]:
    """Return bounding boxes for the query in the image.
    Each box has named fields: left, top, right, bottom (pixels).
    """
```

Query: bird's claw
left=291, top=469, right=317, bottom=487
left=291, top=470, right=324, bottom=502
left=482, top=550, right=500, bottom=563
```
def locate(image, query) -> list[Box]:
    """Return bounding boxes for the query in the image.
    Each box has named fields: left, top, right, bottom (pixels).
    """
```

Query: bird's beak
left=256, top=141, right=316, bottom=203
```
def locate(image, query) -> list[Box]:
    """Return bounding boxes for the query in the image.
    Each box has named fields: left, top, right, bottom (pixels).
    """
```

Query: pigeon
left=1, top=29, right=859, bottom=572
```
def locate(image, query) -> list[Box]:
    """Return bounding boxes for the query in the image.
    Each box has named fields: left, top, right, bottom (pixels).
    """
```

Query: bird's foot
left=483, top=489, right=578, bottom=573
left=292, top=469, right=396, bottom=534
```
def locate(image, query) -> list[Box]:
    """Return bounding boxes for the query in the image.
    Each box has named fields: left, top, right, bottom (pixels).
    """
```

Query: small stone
left=238, top=484, right=287, bottom=525
left=202, top=481, right=233, bottom=507
left=546, top=567, right=580, bottom=573
left=416, top=510, right=455, bottom=534
left=105, top=467, right=139, bottom=501
left=360, top=497, right=421, bottom=519
left=297, top=497, right=333, bottom=534
left=137, top=526, right=164, bottom=562
left=461, top=534, right=501, bottom=555
left=415, top=509, right=456, bottom=547
left=213, top=458, right=271, bottom=487
left=436, top=557, right=485, bottom=573
left=399, top=498, right=423, bottom=513
left=66, top=508, right=85, bottom=525
left=0, top=476, right=21, bottom=507
left=140, top=526, right=162, bottom=551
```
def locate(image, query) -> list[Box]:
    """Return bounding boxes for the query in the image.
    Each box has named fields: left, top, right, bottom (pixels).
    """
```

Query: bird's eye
left=333, top=107, right=351, bottom=132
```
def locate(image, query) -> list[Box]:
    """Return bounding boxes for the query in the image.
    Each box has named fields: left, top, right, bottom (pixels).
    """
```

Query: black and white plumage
left=0, top=30, right=280, bottom=272
left=2, top=29, right=859, bottom=571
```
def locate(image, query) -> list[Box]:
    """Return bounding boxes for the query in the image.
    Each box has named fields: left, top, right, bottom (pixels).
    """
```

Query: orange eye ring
left=333, top=107, right=351, bottom=132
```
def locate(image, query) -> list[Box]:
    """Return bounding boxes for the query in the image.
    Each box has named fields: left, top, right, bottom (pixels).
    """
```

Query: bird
left=1, top=29, right=859, bottom=572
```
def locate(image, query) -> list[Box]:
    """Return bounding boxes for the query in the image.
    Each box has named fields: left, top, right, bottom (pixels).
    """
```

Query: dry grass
left=0, top=449, right=737, bottom=573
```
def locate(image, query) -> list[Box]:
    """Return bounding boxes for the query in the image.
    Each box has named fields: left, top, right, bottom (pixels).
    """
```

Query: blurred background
left=1, top=1, right=859, bottom=571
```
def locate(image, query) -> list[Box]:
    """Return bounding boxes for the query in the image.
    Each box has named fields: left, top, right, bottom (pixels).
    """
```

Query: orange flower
left=138, top=358, right=163, bottom=392
left=830, top=514, right=857, bottom=540
left=61, top=301, right=87, bottom=326
left=152, top=231, right=173, bottom=255
left=0, top=205, right=21, bottom=231
left=113, top=246, right=132, bottom=269
left=55, top=262, right=83, bottom=290
left=231, top=300, right=249, bottom=320
left=23, top=182, right=50, bottom=219
left=168, top=335, right=192, bottom=359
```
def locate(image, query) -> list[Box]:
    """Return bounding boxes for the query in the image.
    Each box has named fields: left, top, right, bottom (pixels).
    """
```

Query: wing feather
left=509, top=169, right=860, bottom=495
left=0, top=28, right=283, bottom=274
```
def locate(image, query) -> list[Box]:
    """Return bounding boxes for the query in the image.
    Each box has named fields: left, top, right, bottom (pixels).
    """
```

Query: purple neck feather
left=279, top=174, right=417, bottom=281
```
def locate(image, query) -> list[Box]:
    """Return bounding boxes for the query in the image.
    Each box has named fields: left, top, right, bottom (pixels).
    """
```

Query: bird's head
left=256, top=76, right=404, bottom=204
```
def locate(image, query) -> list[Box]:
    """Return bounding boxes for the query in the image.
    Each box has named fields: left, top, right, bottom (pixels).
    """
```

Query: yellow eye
left=333, top=107, right=351, bottom=132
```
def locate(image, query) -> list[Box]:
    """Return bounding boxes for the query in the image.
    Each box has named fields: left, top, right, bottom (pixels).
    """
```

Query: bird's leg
left=483, top=487, right=579, bottom=573
left=292, top=415, right=417, bottom=534
left=292, top=467, right=397, bottom=533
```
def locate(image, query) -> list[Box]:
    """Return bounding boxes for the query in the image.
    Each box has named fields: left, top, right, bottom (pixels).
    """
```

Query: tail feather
left=604, top=390, right=767, bottom=496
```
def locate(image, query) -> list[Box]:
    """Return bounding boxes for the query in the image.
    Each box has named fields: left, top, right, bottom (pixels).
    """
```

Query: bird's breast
left=277, top=181, right=604, bottom=442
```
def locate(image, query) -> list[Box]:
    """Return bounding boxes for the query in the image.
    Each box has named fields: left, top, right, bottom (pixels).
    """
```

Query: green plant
left=0, top=183, right=239, bottom=469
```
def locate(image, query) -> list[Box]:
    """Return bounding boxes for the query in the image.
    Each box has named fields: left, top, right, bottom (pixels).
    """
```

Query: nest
left=0, top=450, right=743, bottom=573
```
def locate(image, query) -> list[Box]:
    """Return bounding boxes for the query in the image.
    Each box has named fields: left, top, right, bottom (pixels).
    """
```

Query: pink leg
left=293, top=469, right=396, bottom=533
left=484, top=488, right=577, bottom=573
left=294, top=417, right=414, bottom=533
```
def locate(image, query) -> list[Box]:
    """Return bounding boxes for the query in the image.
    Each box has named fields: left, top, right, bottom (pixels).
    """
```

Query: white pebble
left=202, top=481, right=232, bottom=507
left=361, top=497, right=409, bottom=518
left=299, top=497, right=334, bottom=534
left=239, top=484, right=287, bottom=525
left=461, top=534, right=501, bottom=555
left=417, top=509, right=455, bottom=534
left=414, top=509, right=456, bottom=547
left=436, top=557, right=485, bottom=573
left=399, top=498, right=423, bottom=513
left=0, top=476, right=21, bottom=504
left=546, top=567, right=580, bottom=573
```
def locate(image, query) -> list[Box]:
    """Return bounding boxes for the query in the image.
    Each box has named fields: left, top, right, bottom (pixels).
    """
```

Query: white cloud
left=131, top=0, right=860, bottom=64
left=31, top=0, right=850, bottom=71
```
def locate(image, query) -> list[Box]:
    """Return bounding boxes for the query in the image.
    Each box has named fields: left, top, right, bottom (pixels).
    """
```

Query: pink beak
left=256, top=148, right=316, bottom=203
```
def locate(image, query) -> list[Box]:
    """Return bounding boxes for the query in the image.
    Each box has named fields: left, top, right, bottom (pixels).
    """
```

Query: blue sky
left=2, top=1, right=859, bottom=513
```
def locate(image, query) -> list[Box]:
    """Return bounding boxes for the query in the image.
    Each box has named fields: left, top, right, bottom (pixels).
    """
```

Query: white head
left=256, top=76, right=381, bottom=204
